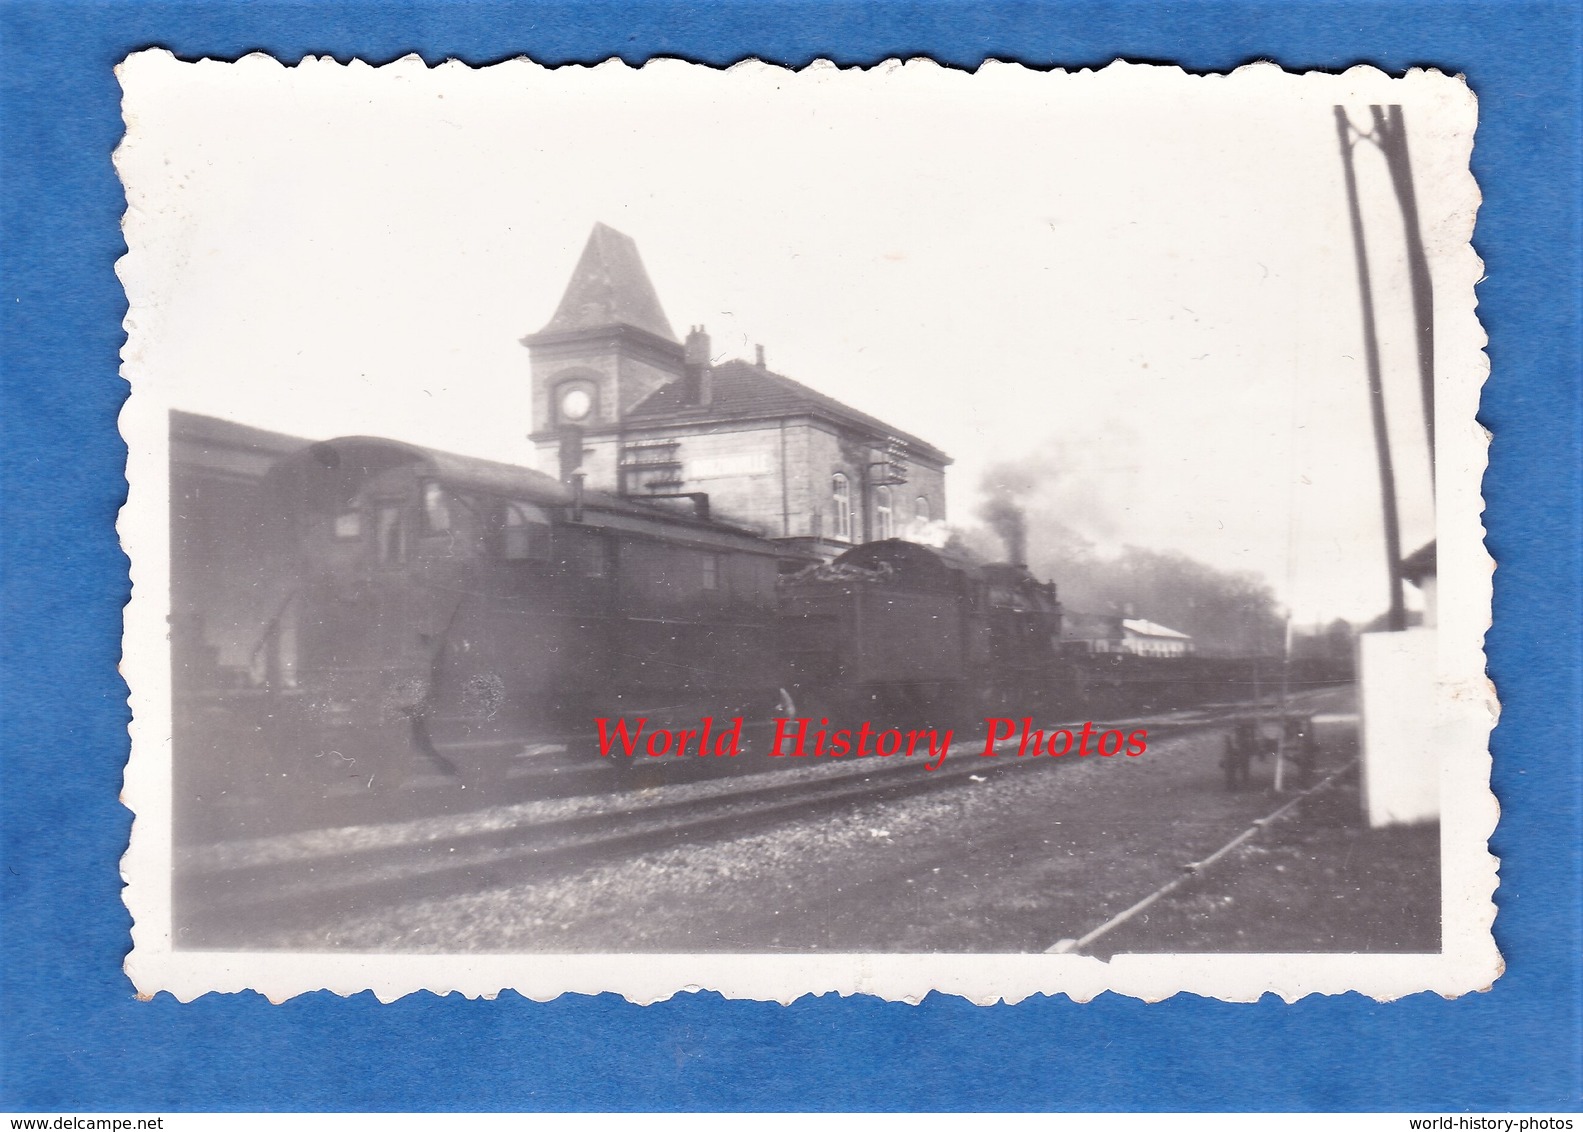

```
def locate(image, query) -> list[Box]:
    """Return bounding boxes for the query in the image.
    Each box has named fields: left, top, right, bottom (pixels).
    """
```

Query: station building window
left=702, top=553, right=720, bottom=591
left=914, top=496, right=930, bottom=525
left=334, top=511, right=362, bottom=540
left=874, top=485, right=893, bottom=540
left=831, top=474, right=852, bottom=542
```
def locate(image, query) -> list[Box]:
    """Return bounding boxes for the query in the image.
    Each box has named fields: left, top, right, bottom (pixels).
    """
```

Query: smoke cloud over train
left=967, top=438, right=1285, bottom=657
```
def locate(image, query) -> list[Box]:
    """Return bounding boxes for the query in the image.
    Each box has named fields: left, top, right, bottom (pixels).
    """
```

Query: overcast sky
left=118, top=55, right=1478, bottom=622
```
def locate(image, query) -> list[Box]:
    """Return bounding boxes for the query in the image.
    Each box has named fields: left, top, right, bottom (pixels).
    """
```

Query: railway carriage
left=259, top=437, right=786, bottom=785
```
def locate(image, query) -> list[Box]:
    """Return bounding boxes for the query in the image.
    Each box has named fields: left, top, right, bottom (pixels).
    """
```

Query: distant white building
left=1119, top=618, right=1195, bottom=657
left=1062, top=612, right=1195, bottom=658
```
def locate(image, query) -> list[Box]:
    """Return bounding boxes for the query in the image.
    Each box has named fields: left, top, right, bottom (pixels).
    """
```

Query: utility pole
left=1334, top=105, right=1408, bottom=632
left=1370, top=105, right=1437, bottom=482
left=1274, top=607, right=1294, bottom=792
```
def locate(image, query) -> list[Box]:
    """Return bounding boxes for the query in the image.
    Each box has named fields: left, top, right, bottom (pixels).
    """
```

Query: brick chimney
left=684, top=325, right=713, bottom=406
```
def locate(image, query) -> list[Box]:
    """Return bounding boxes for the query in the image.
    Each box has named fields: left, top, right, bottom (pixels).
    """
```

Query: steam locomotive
left=184, top=428, right=1356, bottom=810
left=183, top=428, right=1345, bottom=805
left=778, top=540, right=1065, bottom=724
left=190, top=433, right=1075, bottom=792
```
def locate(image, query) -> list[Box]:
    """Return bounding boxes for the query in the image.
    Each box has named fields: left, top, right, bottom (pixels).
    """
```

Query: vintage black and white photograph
left=117, top=55, right=1496, bottom=1002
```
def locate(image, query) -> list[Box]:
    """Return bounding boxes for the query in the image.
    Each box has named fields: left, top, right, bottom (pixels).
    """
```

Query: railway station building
left=524, top=223, right=951, bottom=563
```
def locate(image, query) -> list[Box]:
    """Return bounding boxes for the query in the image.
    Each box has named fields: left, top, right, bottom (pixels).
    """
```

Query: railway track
left=176, top=691, right=1339, bottom=944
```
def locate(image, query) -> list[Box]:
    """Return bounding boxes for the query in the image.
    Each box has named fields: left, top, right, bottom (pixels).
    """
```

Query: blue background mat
left=2, top=1, right=1579, bottom=1112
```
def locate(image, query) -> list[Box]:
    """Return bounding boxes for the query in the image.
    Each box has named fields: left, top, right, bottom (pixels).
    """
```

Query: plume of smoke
left=898, top=517, right=952, bottom=549
left=982, top=432, right=1139, bottom=543
left=979, top=492, right=1028, bottom=564
left=973, top=433, right=1285, bottom=654
left=977, top=447, right=1083, bottom=566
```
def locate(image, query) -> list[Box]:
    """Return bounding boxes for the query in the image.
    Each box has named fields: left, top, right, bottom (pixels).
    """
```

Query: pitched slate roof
left=627, top=359, right=949, bottom=463
left=536, top=223, right=677, bottom=342
left=1122, top=618, right=1192, bottom=640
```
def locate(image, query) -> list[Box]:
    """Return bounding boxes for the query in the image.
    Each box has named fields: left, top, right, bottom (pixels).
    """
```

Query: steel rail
left=1046, top=757, right=1360, bottom=955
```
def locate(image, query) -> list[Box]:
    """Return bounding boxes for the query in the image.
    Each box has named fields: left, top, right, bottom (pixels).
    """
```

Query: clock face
left=559, top=388, right=592, bottom=422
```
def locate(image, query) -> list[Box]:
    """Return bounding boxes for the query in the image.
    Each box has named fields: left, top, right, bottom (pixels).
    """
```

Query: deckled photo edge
left=117, top=51, right=1497, bottom=1004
